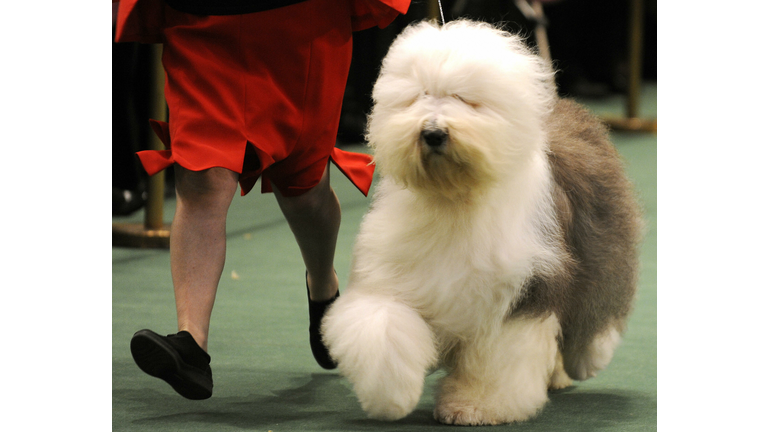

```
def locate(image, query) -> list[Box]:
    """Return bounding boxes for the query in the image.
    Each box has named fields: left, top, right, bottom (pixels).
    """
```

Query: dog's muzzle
left=420, top=129, right=448, bottom=152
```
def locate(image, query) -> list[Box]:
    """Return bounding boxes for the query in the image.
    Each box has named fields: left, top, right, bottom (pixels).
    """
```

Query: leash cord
left=437, top=0, right=445, bottom=25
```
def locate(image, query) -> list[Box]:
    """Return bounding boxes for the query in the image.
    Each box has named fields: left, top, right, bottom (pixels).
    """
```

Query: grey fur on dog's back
left=516, top=99, right=643, bottom=379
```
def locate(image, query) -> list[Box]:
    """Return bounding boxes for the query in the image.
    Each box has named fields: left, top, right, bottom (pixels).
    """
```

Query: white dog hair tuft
left=322, top=291, right=438, bottom=420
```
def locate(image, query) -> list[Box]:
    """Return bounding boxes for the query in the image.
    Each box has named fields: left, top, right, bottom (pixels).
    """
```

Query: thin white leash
left=437, top=0, right=446, bottom=25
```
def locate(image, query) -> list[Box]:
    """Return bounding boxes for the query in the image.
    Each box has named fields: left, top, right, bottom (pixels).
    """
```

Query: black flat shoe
left=130, top=329, right=213, bottom=400
left=307, top=274, right=339, bottom=370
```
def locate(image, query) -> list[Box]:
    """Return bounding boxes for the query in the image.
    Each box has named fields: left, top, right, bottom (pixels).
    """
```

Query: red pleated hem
left=137, top=120, right=375, bottom=197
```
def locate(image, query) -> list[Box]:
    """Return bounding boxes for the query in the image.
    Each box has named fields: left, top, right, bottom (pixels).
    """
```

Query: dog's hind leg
left=321, top=290, right=437, bottom=420
left=563, top=324, right=623, bottom=381
left=434, top=314, right=560, bottom=425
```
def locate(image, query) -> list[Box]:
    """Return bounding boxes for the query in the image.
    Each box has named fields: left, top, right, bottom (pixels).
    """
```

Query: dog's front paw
left=360, top=387, right=421, bottom=421
left=435, top=370, right=548, bottom=425
left=434, top=401, right=500, bottom=426
left=548, top=368, right=573, bottom=390
left=322, top=292, right=437, bottom=421
left=549, top=351, right=573, bottom=390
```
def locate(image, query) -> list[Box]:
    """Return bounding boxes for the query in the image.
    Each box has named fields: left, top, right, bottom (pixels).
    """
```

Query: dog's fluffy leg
left=548, top=351, right=573, bottom=390
left=566, top=324, right=622, bottom=380
left=434, top=314, right=560, bottom=425
left=322, top=290, right=437, bottom=420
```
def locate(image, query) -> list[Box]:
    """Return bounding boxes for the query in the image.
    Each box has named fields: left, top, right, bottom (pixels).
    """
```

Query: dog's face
left=367, top=20, right=556, bottom=199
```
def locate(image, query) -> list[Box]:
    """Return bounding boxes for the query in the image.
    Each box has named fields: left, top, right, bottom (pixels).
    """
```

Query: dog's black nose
left=421, top=129, right=448, bottom=148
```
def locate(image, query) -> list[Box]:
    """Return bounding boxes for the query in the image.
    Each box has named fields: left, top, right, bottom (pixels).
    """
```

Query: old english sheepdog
left=321, top=19, right=643, bottom=426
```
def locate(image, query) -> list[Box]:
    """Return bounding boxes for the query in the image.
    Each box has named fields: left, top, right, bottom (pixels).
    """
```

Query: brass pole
left=626, top=0, right=644, bottom=119
left=112, top=43, right=171, bottom=248
left=531, top=1, right=551, bottom=64
left=429, top=0, right=440, bottom=21
left=602, top=0, right=656, bottom=133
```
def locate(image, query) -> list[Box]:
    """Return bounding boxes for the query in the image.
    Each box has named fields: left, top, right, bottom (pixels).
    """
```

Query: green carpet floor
left=113, top=85, right=657, bottom=431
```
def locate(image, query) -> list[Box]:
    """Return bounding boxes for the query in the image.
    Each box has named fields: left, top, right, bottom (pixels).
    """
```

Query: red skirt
left=114, top=0, right=409, bottom=196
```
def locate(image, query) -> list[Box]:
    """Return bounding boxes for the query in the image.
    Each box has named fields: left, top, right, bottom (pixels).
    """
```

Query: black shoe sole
left=130, top=330, right=213, bottom=400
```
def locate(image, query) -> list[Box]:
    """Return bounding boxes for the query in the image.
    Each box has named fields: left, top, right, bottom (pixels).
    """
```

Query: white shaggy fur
left=322, top=19, right=638, bottom=426
left=433, top=314, right=561, bottom=425
left=323, top=291, right=437, bottom=420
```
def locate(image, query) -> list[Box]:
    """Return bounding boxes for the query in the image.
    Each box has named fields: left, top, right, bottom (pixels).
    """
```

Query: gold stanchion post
left=113, top=44, right=171, bottom=248
left=602, top=0, right=656, bottom=133
left=429, top=0, right=440, bottom=21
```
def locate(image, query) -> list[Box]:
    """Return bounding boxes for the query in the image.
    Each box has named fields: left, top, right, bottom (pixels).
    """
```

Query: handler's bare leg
left=171, top=166, right=239, bottom=352
left=273, top=165, right=340, bottom=301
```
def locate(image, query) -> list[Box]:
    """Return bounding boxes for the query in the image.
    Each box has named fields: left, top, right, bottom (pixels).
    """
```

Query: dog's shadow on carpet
left=115, top=368, right=652, bottom=431
left=518, top=389, right=655, bottom=432
left=117, top=372, right=357, bottom=429
left=346, top=391, right=650, bottom=431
